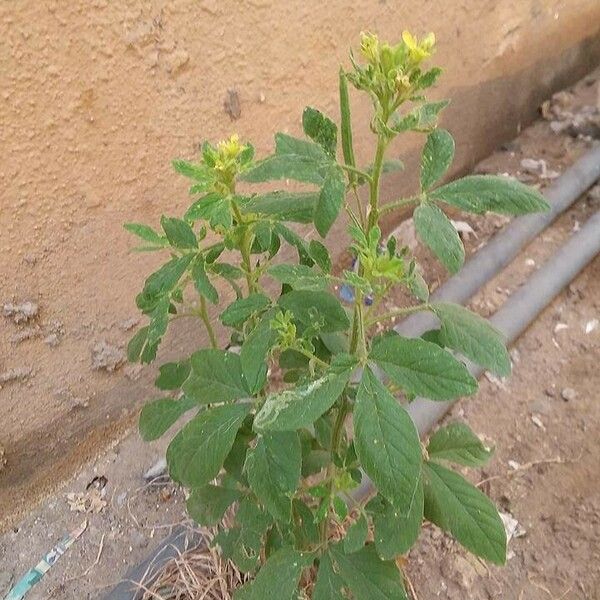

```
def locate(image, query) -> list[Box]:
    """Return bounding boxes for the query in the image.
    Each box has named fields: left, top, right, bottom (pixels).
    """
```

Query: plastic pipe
left=395, top=143, right=600, bottom=339
left=352, top=209, right=600, bottom=503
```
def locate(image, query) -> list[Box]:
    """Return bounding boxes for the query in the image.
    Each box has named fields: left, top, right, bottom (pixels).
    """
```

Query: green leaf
left=235, top=546, right=311, bottom=600
left=368, top=480, right=423, bottom=560
left=192, top=256, right=219, bottom=304
left=185, top=193, right=232, bottom=229
left=432, top=174, right=550, bottom=215
left=420, top=129, right=455, bottom=191
left=242, top=133, right=329, bottom=185
left=224, top=423, right=254, bottom=483
left=330, top=544, right=407, bottom=600
left=303, top=106, right=338, bottom=157
left=183, top=349, right=249, bottom=403
left=138, top=254, right=193, bottom=307
left=427, top=422, right=493, bottom=467
left=172, top=159, right=214, bottom=183
left=124, top=223, right=167, bottom=247
left=245, top=431, right=301, bottom=522
left=240, top=310, right=278, bottom=395
left=155, top=360, right=191, bottom=390
left=254, top=356, right=356, bottom=431
left=423, top=461, right=506, bottom=564
left=127, top=326, right=148, bottom=362
left=278, top=290, right=350, bottom=333
left=431, top=302, right=511, bottom=376
left=393, top=100, right=449, bottom=133
left=315, top=165, right=345, bottom=237
left=370, top=333, right=477, bottom=401
left=313, top=553, right=345, bottom=600
left=240, top=192, right=318, bottom=224
left=272, top=223, right=313, bottom=265
left=220, top=294, right=271, bottom=327
left=354, top=368, right=421, bottom=513
left=293, top=499, right=320, bottom=547
left=309, top=240, right=332, bottom=272
left=414, top=202, right=464, bottom=274
left=187, top=485, right=241, bottom=526
left=339, top=68, right=357, bottom=185
left=146, top=295, right=170, bottom=347
left=160, top=216, right=198, bottom=249
left=344, top=514, right=368, bottom=554
left=167, top=403, right=250, bottom=487
left=139, top=396, right=197, bottom=441
left=267, top=264, right=326, bottom=291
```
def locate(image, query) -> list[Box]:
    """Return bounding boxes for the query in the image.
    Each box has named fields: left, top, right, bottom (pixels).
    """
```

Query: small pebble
left=561, top=387, right=577, bottom=402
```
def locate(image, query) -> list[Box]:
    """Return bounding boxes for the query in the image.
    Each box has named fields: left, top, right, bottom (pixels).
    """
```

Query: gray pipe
left=104, top=147, right=600, bottom=599
left=396, top=143, right=600, bottom=339
left=353, top=209, right=600, bottom=503
left=406, top=209, right=600, bottom=435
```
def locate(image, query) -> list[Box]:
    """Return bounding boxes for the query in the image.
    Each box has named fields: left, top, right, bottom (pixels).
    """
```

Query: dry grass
left=140, top=528, right=248, bottom=600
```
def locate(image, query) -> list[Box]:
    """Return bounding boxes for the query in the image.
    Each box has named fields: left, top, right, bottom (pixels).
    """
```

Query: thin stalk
left=230, top=199, right=256, bottom=294
left=380, top=195, right=420, bottom=216
left=340, top=163, right=372, bottom=183
left=365, top=303, right=429, bottom=327
left=199, top=295, right=218, bottom=348
left=367, top=134, right=388, bottom=230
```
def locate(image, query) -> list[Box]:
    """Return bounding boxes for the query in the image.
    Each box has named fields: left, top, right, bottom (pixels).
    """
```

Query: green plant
left=126, top=31, right=548, bottom=599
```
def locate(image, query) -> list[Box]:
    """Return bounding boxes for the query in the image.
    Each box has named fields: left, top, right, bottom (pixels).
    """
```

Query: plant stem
left=230, top=199, right=256, bottom=294
left=199, top=295, right=218, bottom=348
left=367, top=133, right=388, bottom=230
left=365, top=304, right=429, bottom=327
left=379, top=195, right=420, bottom=216
left=340, top=163, right=372, bottom=183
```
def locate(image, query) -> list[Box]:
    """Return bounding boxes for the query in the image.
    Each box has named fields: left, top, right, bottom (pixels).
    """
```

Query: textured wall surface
left=1, top=0, right=599, bottom=526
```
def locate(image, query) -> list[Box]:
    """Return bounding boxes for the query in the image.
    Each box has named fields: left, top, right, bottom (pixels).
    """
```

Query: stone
left=561, top=387, right=577, bottom=402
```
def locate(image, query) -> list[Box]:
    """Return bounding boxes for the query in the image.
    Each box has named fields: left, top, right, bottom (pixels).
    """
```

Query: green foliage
left=126, top=31, right=549, bottom=597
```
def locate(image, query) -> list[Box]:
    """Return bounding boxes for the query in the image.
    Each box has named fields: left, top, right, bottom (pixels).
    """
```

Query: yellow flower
left=217, top=134, right=243, bottom=161
left=402, top=30, right=436, bottom=62
left=360, top=31, right=380, bottom=65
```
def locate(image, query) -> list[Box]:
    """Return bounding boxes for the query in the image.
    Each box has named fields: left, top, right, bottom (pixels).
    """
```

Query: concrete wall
left=1, top=0, right=599, bottom=528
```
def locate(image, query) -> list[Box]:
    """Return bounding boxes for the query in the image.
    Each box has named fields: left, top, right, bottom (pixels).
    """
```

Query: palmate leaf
left=343, top=513, right=369, bottom=554
left=369, top=332, right=477, bottom=400
left=234, top=546, right=311, bottom=600
left=423, top=461, right=506, bottom=564
left=313, top=553, right=345, bottom=600
left=241, top=133, right=329, bottom=185
left=277, top=290, right=350, bottom=333
left=315, top=164, right=346, bottom=237
left=219, top=293, right=271, bottom=327
left=392, top=100, right=449, bottom=133
left=367, top=478, right=424, bottom=560
left=420, top=128, right=455, bottom=191
left=161, top=216, right=198, bottom=249
left=414, top=202, right=464, bottom=274
left=431, top=174, right=550, bottom=215
left=431, top=302, right=511, bottom=376
left=267, top=264, right=327, bottom=291
left=244, top=431, right=301, bottom=522
left=183, top=349, right=249, bottom=403
left=187, top=484, right=241, bottom=526
left=302, top=106, right=338, bottom=157
left=329, top=544, right=407, bottom=600
left=240, top=191, right=318, bottom=223
left=124, top=223, right=168, bottom=247
left=167, top=403, right=251, bottom=488
left=192, top=256, right=219, bottom=304
left=155, top=360, right=191, bottom=390
left=240, top=310, right=278, bottom=395
left=253, top=355, right=356, bottom=432
left=354, top=368, right=421, bottom=513
left=139, top=396, right=197, bottom=441
left=427, top=422, right=493, bottom=467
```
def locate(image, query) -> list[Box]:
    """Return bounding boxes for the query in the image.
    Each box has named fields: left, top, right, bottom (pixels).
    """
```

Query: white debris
left=520, top=158, right=560, bottom=180
left=525, top=258, right=536, bottom=267
left=584, top=318, right=598, bottom=334
left=91, top=340, right=126, bottom=372
left=499, top=511, right=527, bottom=542
left=143, top=457, right=168, bottom=481
left=554, top=322, right=568, bottom=333
left=451, top=219, right=477, bottom=239
left=531, top=414, right=546, bottom=430
left=0, top=367, right=33, bottom=385
left=561, top=387, right=577, bottom=402
left=3, top=301, right=39, bottom=324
